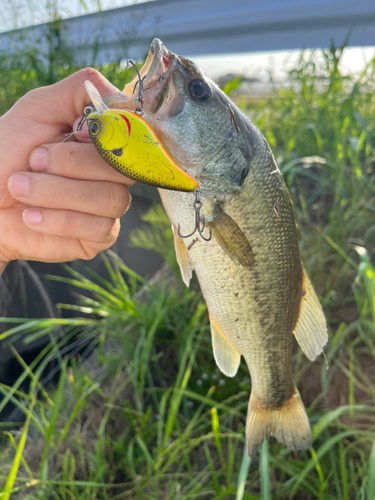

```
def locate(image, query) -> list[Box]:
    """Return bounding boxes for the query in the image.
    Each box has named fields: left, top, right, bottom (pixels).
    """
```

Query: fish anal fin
left=293, top=269, right=328, bottom=361
left=172, top=225, right=193, bottom=287
left=246, top=388, right=312, bottom=457
left=210, top=315, right=241, bottom=377
left=209, top=205, right=254, bottom=267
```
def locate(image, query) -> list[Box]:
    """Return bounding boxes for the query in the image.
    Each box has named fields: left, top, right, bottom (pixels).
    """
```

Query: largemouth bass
left=101, top=39, right=328, bottom=455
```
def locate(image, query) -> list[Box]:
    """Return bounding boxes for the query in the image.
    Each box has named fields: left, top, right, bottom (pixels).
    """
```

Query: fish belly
left=159, top=164, right=302, bottom=409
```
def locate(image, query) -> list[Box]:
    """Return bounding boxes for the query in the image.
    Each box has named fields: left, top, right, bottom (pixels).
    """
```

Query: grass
left=0, top=0, right=141, bottom=116
left=0, top=39, right=374, bottom=499
left=0, top=249, right=374, bottom=499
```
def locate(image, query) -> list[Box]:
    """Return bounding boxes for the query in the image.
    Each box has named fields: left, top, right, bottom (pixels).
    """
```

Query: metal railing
left=1, top=0, right=374, bottom=63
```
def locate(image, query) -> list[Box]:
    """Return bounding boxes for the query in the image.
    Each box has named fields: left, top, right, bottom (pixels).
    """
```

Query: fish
left=84, top=81, right=198, bottom=192
left=101, top=38, right=328, bottom=456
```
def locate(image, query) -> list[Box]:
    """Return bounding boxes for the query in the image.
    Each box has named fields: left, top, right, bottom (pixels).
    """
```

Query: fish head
left=104, top=38, right=249, bottom=192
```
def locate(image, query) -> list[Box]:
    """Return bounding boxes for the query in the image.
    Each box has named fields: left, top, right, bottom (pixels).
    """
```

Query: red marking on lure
left=119, top=114, right=131, bottom=136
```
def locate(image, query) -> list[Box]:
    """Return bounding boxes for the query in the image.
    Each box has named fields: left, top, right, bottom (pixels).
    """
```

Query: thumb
left=17, top=68, right=125, bottom=128
left=58, top=68, right=125, bottom=125
left=0, top=69, right=124, bottom=176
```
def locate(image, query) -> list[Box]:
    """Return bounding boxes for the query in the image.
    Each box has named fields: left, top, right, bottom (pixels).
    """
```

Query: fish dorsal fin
left=293, top=269, right=328, bottom=361
left=210, top=315, right=241, bottom=377
left=209, top=205, right=254, bottom=267
left=172, top=225, right=193, bottom=287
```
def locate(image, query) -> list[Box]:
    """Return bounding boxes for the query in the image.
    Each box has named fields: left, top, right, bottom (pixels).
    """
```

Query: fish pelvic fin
left=293, top=268, right=328, bottom=361
left=246, top=388, right=312, bottom=457
left=172, top=225, right=193, bottom=287
left=210, top=315, right=241, bottom=377
left=209, top=205, right=254, bottom=267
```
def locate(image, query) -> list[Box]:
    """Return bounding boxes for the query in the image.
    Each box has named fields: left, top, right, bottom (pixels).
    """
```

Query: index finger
left=29, top=141, right=136, bottom=186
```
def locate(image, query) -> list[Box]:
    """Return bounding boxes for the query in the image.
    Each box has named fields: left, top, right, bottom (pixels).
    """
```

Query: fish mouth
left=123, top=39, right=175, bottom=112
left=124, top=39, right=174, bottom=94
left=102, top=39, right=176, bottom=114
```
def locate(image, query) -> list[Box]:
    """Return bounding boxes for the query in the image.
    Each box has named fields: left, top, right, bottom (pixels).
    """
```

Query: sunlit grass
left=0, top=244, right=374, bottom=499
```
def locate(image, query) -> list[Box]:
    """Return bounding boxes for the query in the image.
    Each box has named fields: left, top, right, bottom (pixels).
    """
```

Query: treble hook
left=178, top=190, right=212, bottom=242
left=127, top=59, right=144, bottom=115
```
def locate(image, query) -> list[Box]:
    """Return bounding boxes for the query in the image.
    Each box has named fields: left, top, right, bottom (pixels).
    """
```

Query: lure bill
left=84, top=80, right=108, bottom=115
left=84, top=81, right=199, bottom=192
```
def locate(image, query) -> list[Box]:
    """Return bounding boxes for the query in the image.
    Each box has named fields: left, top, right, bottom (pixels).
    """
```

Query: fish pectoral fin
left=210, top=316, right=241, bottom=377
left=172, top=225, right=193, bottom=287
left=293, top=269, right=328, bottom=361
left=246, top=388, right=312, bottom=457
left=209, top=205, right=254, bottom=267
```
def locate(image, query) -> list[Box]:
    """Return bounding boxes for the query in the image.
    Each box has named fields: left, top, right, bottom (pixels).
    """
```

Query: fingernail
left=23, top=209, right=42, bottom=226
left=29, top=148, right=47, bottom=171
left=9, top=174, right=29, bottom=197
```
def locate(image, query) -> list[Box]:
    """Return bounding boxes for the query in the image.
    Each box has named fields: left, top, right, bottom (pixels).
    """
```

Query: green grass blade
left=236, top=446, right=251, bottom=500
left=1, top=397, right=35, bottom=499
left=211, top=407, right=224, bottom=463
left=40, top=361, right=67, bottom=480
left=259, top=440, right=271, bottom=500
left=291, top=431, right=368, bottom=496
left=367, top=440, right=375, bottom=500
left=338, top=440, right=349, bottom=500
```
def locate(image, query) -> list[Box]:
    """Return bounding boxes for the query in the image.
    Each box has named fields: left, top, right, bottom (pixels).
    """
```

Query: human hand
left=0, top=68, right=134, bottom=274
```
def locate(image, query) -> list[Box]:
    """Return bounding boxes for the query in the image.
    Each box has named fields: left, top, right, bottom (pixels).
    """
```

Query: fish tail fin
left=246, top=387, right=312, bottom=456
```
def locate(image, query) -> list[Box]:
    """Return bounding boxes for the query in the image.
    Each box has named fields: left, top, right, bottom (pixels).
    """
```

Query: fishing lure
left=83, top=81, right=199, bottom=193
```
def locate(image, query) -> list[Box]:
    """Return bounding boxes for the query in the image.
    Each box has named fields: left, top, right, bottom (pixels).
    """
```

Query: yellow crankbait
left=84, top=82, right=198, bottom=192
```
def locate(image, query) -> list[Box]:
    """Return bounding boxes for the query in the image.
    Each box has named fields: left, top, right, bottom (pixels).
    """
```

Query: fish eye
left=89, top=121, right=100, bottom=136
left=187, top=79, right=211, bottom=102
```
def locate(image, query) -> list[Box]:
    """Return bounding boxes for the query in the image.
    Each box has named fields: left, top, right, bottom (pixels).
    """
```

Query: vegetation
left=0, top=0, right=138, bottom=116
left=0, top=4, right=375, bottom=497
